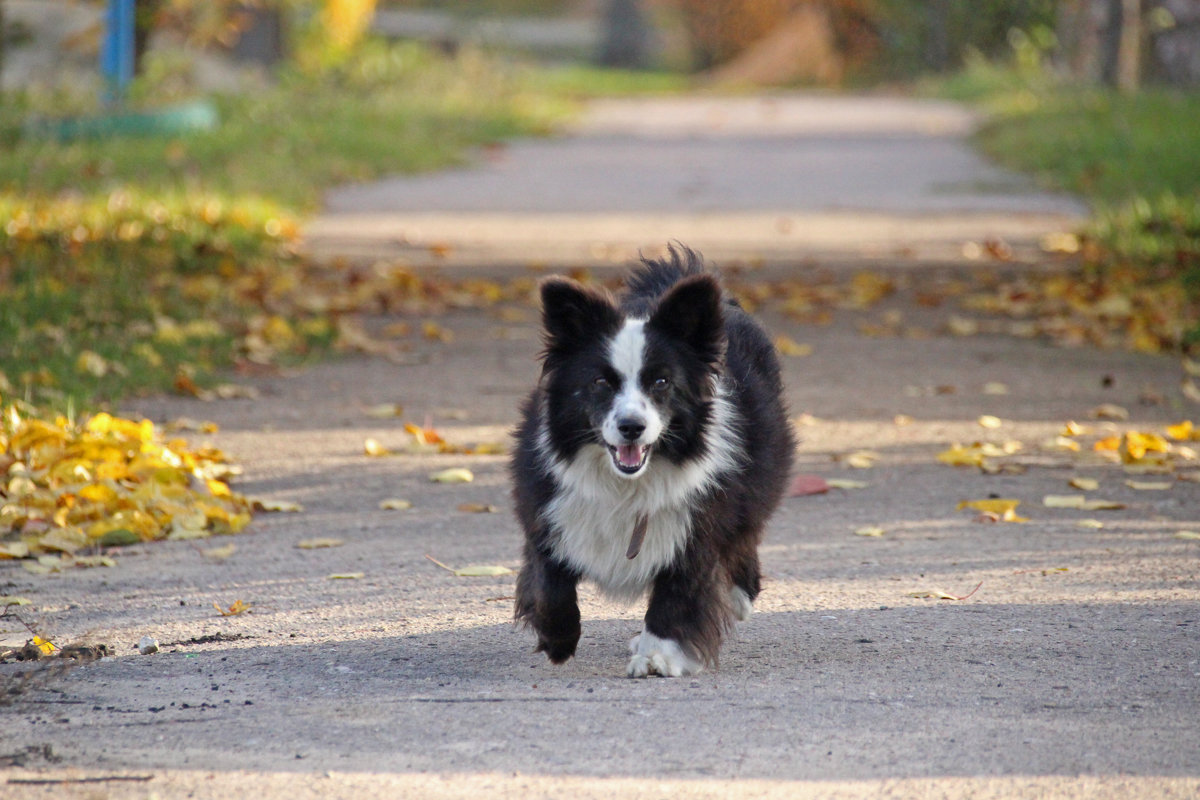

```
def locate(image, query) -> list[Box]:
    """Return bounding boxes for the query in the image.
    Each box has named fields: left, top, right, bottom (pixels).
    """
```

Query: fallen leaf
left=425, top=555, right=513, bottom=577
left=788, top=474, right=830, bottom=496
left=978, top=415, right=1003, bottom=429
left=363, top=438, right=392, bottom=457
left=1174, top=531, right=1200, bottom=540
left=774, top=336, right=813, bottom=357
left=430, top=467, right=474, bottom=484
left=0, top=596, right=32, bottom=606
left=328, top=572, right=365, bottom=580
left=907, top=581, right=982, bottom=601
left=1077, top=519, right=1105, bottom=529
left=854, top=526, right=885, bottom=537
left=213, top=599, right=250, bottom=616
left=1061, top=421, right=1087, bottom=436
left=32, top=636, right=57, bottom=655
left=364, top=404, right=405, bottom=419
left=457, top=503, right=499, bottom=513
left=250, top=498, right=303, bottom=512
left=379, top=498, right=413, bottom=511
left=1043, top=494, right=1125, bottom=510
left=983, top=382, right=1009, bottom=395
left=1089, top=403, right=1129, bottom=420
left=204, top=543, right=237, bottom=560
left=893, top=414, right=914, bottom=426
left=1069, top=477, right=1100, bottom=491
left=842, top=450, right=879, bottom=469
left=958, top=498, right=1028, bottom=522
left=827, top=479, right=868, bottom=490
left=1125, top=480, right=1172, bottom=490
left=296, top=538, right=343, bottom=549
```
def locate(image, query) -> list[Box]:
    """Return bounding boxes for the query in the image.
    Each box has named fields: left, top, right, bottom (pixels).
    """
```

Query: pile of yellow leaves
left=0, top=401, right=251, bottom=572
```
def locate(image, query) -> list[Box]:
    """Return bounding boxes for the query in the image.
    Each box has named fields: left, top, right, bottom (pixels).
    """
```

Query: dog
left=511, top=245, right=795, bottom=677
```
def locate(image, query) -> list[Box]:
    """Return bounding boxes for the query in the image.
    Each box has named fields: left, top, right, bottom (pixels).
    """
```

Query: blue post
left=100, top=0, right=136, bottom=106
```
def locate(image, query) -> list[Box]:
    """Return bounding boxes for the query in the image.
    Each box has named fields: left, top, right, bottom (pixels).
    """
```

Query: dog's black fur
left=511, top=246, right=794, bottom=675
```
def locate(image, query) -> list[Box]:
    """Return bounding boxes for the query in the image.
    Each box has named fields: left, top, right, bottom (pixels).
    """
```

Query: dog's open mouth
left=608, top=443, right=650, bottom=475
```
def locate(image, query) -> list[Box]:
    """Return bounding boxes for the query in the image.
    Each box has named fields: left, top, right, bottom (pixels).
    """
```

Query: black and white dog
left=511, top=246, right=795, bottom=677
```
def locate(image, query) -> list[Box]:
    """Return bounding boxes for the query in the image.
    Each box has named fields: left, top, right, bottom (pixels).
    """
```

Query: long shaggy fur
left=511, top=245, right=795, bottom=675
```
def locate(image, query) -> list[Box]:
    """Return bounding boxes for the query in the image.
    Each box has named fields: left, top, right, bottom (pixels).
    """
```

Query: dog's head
left=538, top=274, right=725, bottom=479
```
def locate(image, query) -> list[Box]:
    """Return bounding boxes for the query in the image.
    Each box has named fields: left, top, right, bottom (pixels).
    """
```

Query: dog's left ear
left=648, top=274, right=725, bottom=367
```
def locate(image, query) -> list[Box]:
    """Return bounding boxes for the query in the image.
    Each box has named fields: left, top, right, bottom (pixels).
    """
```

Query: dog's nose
left=617, top=418, right=646, bottom=441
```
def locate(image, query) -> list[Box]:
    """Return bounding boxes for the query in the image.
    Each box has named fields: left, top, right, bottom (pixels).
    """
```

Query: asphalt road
left=2, top=95, right=1196, bottom=799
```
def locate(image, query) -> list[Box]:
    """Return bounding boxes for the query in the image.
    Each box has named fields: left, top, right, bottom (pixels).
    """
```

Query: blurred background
left=0, top=1, right=1197, bottom=413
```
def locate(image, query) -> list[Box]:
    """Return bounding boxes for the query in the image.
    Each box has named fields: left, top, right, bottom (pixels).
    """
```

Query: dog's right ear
left=540, top=278, right=620, bottom=349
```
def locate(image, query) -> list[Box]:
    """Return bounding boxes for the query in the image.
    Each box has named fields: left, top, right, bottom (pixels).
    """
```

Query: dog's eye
left=593, top=376, right=611, bottom=389
left=652, top=376, right=670, bottom=390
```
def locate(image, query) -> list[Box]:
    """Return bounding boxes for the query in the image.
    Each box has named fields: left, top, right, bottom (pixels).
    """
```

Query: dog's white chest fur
left=539, top=393, right=741, bottom=600
left=546, top=448, right=695, bottom=598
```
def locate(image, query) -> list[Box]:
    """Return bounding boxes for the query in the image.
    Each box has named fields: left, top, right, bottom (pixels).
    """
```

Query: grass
left=928, top=52, right=1200, bottom=341
left=0, top=41, right=609, bottom=410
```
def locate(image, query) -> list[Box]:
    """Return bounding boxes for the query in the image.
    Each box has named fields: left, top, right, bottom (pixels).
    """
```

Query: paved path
left=3, top=96, right=1197, bottom=799
left=307, top=95, right=1086, bottom=267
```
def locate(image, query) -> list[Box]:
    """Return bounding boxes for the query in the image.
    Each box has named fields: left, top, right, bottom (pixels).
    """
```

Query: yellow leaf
left=827, top=479, right=868, bottom=490
left=958, top=498, right=1021, bottom=515
left=363, top=438, right=392, bottom=457
left=842, top=451, right=879, bottom=469
left=204, top=543, right=237, bottom=560
left=0, top=596, right=32, bottom=606
left=1125, top=480, right=1172, bottom=491
left=1174, top=531, right=1200, bottom=540
left=32, top=636, right=56, bottom=655
left=425, top=554, right=513, bottom=576
left=1068, top=477, right=1099, bottom=491
left=1077, top=519, right=1105, bottom=529
left=213, top=599, right=250, bottom=616
left=853, top=526, right=885, bottom=537
left=75, top=350, right=109, bottom=377
left=0, top=542, right=30, bottom=559
left=328, top=572, right=365, bottom=580
left=452, top=564, right=513, bottom=577
left=1121, top=431, right=1170, bottom=463
left=907, top=590, right=959, bottom=600
left=1061, top=420, right=1087, bottom=436
left=774, top=336, right=813, bottom=357
left=983, top=382, right=1009, bottom=395
left=1166, top=420, right=1194, bottom=440
left=379, top=498, right=413, bottom=511
left=430, top=467, right=474, bottom=484
left=296, top=538, right=343, bottom=549
left=977, top=415, right=1003, bottom=429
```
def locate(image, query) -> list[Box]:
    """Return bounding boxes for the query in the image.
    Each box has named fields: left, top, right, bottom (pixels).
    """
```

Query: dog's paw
left=626, top=631, right=703, bottom=678
left=730, top=586, right=754, bottom=622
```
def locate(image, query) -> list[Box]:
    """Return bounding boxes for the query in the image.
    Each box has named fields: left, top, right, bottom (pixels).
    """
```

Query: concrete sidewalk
left=2, top=95, right=1197, bottom=800
left=306, top=94, right=1086, bottom=267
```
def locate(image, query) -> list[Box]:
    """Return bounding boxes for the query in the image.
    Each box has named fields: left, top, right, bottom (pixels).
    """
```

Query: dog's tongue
left=617, top=444, right=644, bottom=468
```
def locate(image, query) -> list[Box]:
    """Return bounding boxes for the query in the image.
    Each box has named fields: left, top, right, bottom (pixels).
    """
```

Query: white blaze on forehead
left=603, top=317, right=663, bottom=451
left=608, top=318, right=646, bottom=385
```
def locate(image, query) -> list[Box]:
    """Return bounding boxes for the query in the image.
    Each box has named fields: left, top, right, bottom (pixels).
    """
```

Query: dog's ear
left=648, top=274, right=724, bottom=366
left=540, top=278, right=620, bottom=350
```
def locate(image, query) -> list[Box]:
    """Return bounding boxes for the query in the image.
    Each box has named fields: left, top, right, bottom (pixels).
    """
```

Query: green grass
left=0, top=42, right=566, bottom=210
left=974, top=90, right=1200, bottom=205
left=0, top=41, right=580, bottom=410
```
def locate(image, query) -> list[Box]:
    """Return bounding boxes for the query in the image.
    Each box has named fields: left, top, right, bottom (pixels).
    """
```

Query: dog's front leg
left=515, top=543, right=582, bottom=664
left=628, top=562, right=725, bottom=678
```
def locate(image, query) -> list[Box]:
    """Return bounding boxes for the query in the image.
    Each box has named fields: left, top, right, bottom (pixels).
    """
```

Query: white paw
left=730, top=586, right=754, bottom=622
left=625, top=630, right=704, bottom=678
